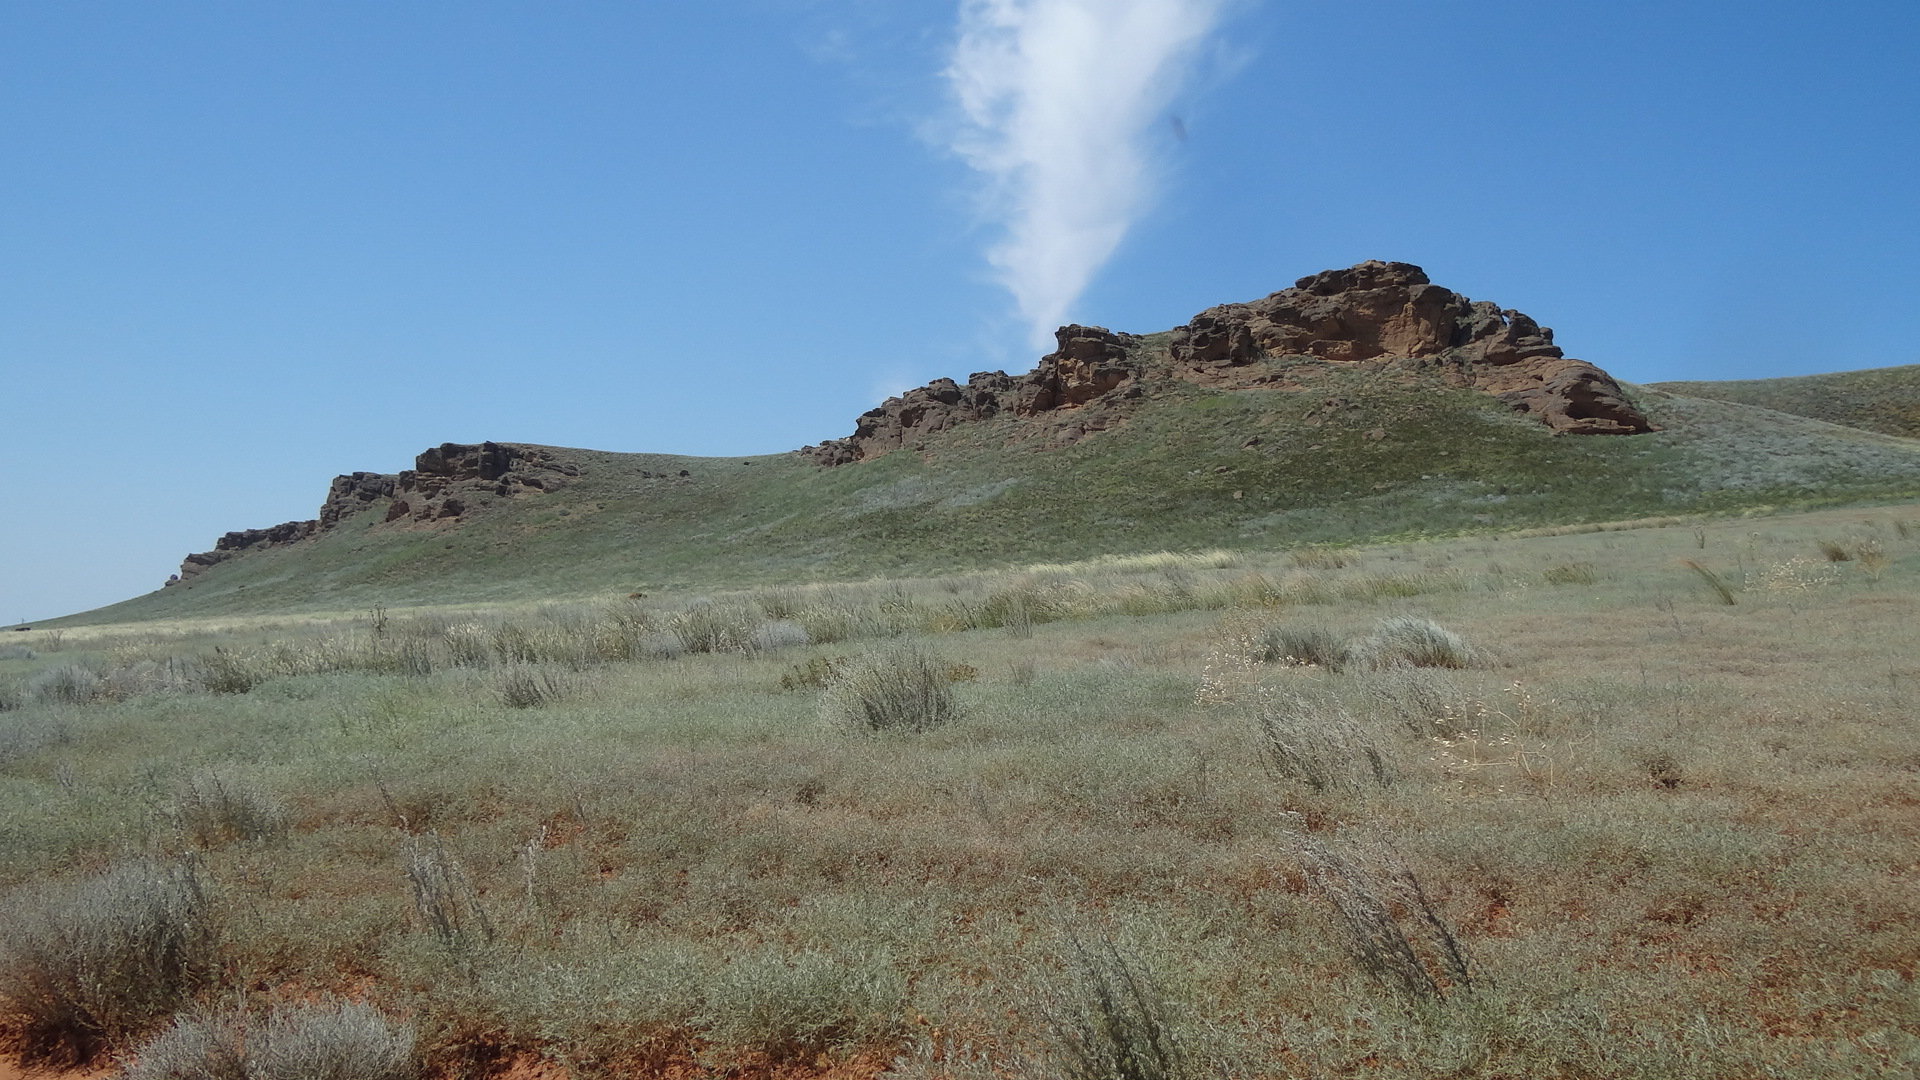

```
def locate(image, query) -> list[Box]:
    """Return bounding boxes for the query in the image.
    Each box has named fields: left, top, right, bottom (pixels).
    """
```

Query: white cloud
left=945, top=0, right=1224, bottom=350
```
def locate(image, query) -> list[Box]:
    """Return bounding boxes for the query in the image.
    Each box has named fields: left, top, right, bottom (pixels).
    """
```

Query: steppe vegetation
left=2, top=504, right=1918, bottom=1078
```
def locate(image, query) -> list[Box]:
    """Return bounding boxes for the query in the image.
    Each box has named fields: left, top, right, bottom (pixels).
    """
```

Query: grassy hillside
left=1652, top=363, right=1920, bottom=438
left=52, top=366, right=1920, bottom=625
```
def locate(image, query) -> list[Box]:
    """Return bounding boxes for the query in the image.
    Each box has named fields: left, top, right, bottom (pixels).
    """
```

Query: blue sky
left=4, top=0, right=1917, bottom=621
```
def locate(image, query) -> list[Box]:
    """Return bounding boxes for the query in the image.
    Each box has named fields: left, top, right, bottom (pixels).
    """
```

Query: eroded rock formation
left=1170, top=261, right=1651, bottom=435
left=802, top=325, right=1145, bottom=465
left=167, top=442, right=581, bottom=586
left=802, top=261, right=1653, bottom=465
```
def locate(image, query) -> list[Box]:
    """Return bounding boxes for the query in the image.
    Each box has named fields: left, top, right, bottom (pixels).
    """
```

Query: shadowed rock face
left=168, top=443, right=580, bottom=586
left=802, top=260, right=1654, bottom=465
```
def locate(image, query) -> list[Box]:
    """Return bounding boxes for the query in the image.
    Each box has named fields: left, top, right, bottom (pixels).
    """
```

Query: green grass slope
left=1651, top=363, right=1920, bottom=439
left=60, top=367, right=1920, bottom=624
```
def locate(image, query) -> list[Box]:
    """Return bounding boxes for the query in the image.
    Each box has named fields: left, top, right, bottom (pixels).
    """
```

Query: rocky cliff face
left=167, top=442, right=579, bottom=586
left=801, top=261, right=1653, bottom=465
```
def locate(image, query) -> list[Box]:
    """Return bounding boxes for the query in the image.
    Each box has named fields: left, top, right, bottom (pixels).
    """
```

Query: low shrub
left=26, top=664, right=104, bottom=706
left=252, top=1001, right=419, bottom=1080
left=1347, top=616, right=1477, bottom=670
left=696, top=948, right=904, bottom=1064
left=122, top=1002, right=417, bottom=1080
left=821, top=641, right=959, bottom=734
left=0, top=861, right=214, bottom=1066
left=120, top=1012, right=247, bottom=1080
left=0, top=645, right=35, bottom=661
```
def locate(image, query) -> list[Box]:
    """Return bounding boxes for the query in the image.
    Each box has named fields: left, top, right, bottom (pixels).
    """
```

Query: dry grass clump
left=1298, top=837, right=1479, bottom=1003
left=1680, top=558, right=1738, bottom=605
left=1256, top=691, right=1394, bottom=793
left=1541, top=562, right=1599, bottom=585
left=1039, top=941, right=1194, bottom=1080
left=1254, top=623, right=1348, bottom=670
left=122, top=1002, right=417, bottom=1080
left=0, top=861, right=214, bottom=1066
left=170, top=773, right=288, bottom=849
left=491, top=664, right=584, bottom=709
left=1817, top=538, right=1853, bottom=562
left=1346, top=616, right=1477, bottom=670
left=821, top=641, right=960, bottom=734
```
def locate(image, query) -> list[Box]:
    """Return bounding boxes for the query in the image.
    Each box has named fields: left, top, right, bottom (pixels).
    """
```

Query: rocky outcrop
left=802, top=325, right=1144, bottom=465
left=167, top=442, right=581, bottom=586
left=1170, top=261, right=1652, bottom=435
left=169, top=520, right=319, bottom=584
left=803, top=261, right=1654, bottom=465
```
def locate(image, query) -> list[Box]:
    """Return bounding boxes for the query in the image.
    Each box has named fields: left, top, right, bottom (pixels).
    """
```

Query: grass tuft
left=1680, top=559, right=1738, bottom=605
left=1348, top=616, right=1477, bottom=670
left=1041, top=940, right=1192, bottom=1080
left=821, top=641, right=960, bottom=734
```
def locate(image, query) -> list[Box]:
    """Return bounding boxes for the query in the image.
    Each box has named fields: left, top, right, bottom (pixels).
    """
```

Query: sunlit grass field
left=3, top=504, right=1918, bottom=1078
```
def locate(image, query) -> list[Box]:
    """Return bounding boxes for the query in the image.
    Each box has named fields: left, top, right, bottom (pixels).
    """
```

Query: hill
left=46, top=263, right=1920, bottom=624
left=1651, top=364, right=1920, bottom=439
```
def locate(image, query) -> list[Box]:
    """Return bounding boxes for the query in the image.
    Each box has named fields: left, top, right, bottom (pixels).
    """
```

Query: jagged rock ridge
left=166, top=443, right=578, bottom=586
left=800, top=261, right=1654, bottom=465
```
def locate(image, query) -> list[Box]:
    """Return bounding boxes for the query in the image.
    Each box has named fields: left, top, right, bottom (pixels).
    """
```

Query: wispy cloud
left=945, top=0, right=1224, bottom=350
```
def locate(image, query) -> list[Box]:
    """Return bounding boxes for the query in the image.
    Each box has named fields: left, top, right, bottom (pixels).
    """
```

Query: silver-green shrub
left=0, top=861, right=213, bottom=1065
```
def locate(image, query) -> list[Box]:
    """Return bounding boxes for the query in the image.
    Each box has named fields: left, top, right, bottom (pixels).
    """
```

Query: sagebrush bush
left=121, top=1002, right=417, bottom=1080
left=0, top=861, right=214, bottom=1065
left=27, top=663, right=104, bottom=705
left=696, top=949, right=904, bottom=1063
left=1348, top=616, right=1477, bottom=670
left=252, top=1001, right=419, bottom=1080
left=0, top=644, right=35, bottom=660
left=120, top=1012, right=247, bottom=1080
left=821, top=641, right=959, bottom=734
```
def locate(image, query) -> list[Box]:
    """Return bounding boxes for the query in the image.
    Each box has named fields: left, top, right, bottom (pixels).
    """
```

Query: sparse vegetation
left=0, top=503, right=1916, bottom=1077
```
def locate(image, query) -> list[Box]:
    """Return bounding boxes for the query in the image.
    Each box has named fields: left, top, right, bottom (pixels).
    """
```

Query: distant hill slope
left=59, top=373, right=1920, bottom=625
left=1651, top=364, right=1920, bottom=439
left=47, top=262, right=1920, bottom=625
